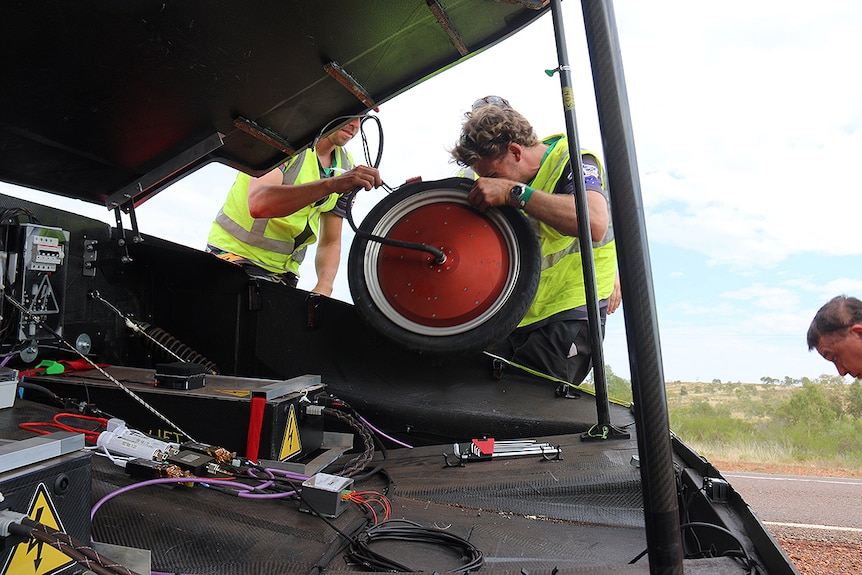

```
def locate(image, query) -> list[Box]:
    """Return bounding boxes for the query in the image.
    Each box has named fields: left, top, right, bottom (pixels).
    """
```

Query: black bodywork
left=0, top=2, right=799, bottom=574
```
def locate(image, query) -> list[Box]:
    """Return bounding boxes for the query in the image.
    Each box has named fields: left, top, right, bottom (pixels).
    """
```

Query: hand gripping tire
left=348, top=178, right=540, bottom=356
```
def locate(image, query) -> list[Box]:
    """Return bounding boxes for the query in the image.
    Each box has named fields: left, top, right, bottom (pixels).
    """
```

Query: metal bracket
left=306, top=293, right=322, bottom=329
left=112, top=202, right=142, bottom=264
left=106, top=132, right=224, bottom=209
left=426, top=0, right=468, bottom=56
left=233, top=117, right=295, bottom=156
left=555, top=382, right=582, bottom=399
left=581, top=423, right=630, bottom=442
left=323, top=61, right=375, bottom=108
left=492, top=358, right=505, bottom=380
left=82, top=238, right=98, bottom=276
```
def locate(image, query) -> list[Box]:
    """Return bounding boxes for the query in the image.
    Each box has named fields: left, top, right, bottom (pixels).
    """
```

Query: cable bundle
left=33, top=524, right=142, bottom=575
left=347, top=519, right=484, bottom=573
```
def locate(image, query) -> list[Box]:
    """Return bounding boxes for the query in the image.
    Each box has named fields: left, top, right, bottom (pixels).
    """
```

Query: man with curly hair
left=451, top=100, right=617, bottom=388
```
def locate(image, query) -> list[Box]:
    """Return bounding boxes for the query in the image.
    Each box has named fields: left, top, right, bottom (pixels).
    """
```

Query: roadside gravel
left=714, top=460, right=861, bottom=575
left=774, top=537, right=861, bottom=575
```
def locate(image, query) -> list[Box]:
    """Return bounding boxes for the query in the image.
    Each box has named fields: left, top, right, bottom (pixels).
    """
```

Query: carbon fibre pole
left=547, top=0, right=628, bottom=443
left=577, top=0, right=684, bottom=572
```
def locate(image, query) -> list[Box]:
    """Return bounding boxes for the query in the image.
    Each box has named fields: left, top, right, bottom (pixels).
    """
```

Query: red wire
left=54, top=412, right=108, bottom=428
left=348, top=491, right=392, bottom=523
left=19, top=412, right=107, bottom=444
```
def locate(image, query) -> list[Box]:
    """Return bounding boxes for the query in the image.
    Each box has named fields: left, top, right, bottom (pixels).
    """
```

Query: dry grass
left=658, top=379, right=862, bottom=472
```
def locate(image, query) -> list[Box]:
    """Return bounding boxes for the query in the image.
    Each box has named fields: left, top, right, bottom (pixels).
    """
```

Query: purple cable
left=262, top=467, right=310, bottom=482
left=91, top=476, right=257, bottom=521
left=358, top=415, right=414, bottom=448
left=237, top=490, right=297, bottom=499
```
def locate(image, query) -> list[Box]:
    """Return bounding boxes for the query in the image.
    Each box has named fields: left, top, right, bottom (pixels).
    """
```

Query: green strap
left=482, top=351, right=631, bottom=407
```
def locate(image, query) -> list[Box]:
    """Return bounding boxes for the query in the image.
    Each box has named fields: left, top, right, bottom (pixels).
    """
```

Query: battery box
left=27, top=367, right=325, bottom=461
left=0, top=432, right=91, bottom=575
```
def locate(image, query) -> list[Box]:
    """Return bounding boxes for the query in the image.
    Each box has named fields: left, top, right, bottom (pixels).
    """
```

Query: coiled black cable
left=347, top=519, right=484, bottom=573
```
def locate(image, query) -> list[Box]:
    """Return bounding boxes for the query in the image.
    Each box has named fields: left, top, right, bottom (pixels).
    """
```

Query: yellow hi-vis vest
left=518, top=135, right=617, bottom=328
left=207, top=147, right=353, bottom=276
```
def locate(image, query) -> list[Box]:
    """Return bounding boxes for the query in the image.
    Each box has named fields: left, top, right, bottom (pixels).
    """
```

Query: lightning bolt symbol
left=28, top=507, right=45, bottom=570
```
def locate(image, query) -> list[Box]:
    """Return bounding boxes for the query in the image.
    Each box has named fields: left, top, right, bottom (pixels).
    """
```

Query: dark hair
left=807, top=294, right=862, bottom=349
left=450, top=104, right=538, bottom=167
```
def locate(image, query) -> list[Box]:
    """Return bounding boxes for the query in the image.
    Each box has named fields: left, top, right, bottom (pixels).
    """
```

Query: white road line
left=723, top=473, right=862, bottom=486
left=764, top=521, right=862, bottom=533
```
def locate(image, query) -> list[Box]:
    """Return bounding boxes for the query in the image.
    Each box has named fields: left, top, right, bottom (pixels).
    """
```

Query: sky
left=3, top=0, right=862, bottom=384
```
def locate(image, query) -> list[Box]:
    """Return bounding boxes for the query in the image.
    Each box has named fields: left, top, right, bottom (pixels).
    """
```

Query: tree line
left=588, top=366, right=862, bottom=468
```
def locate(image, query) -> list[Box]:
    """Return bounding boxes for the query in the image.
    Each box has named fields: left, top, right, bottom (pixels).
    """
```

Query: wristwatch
left=509, top=183, right=526, bottom=207
left=509, top=183, right=534, bottom=208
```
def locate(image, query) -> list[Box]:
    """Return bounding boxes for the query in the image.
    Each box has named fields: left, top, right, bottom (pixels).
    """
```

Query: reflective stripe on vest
left=207, top=147, right=351, bottom=274
left=518, top=135, right=617, bottom=327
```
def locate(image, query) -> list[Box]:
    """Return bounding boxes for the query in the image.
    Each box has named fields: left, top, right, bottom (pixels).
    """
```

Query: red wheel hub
left=376, top=202, right=510, bottom=327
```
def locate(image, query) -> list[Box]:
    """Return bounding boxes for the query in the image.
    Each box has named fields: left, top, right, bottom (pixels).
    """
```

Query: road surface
left=725, top=471, right=862, bottom=542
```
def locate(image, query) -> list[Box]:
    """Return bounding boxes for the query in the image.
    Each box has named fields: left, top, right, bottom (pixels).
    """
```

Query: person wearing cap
left=451, top=100, right=617, bottom=387
left=807, top=295, right=862, bottom=379
left=207, top=117, right=382, bottom=295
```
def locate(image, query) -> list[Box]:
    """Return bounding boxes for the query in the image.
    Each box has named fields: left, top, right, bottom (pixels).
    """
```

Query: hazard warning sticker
left=2, top=483, right=74, bottom=575
left=278, top=404, right=302, bottom=461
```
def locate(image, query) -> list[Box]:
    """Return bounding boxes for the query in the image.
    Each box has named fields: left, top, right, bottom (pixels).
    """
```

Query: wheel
left=348, top=178, right=540, bottom=356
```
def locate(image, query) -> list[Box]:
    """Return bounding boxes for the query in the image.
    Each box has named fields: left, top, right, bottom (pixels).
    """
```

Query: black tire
left=348, top=178, right=540, bottom=356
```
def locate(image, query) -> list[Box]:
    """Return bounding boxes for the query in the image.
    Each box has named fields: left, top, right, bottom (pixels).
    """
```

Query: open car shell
left=0, top=2, right=801, bottom=574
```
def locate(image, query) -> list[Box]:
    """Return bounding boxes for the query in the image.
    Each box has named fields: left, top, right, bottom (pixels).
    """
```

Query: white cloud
left=5, top=0, right=862, bottom=384
left=615, top=0, right=862, bottom=283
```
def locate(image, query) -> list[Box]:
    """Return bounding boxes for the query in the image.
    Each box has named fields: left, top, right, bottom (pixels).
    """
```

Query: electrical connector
left=0, top=509, right=36, bottom=547
left=166, top=450, right=214, bottom=475
left=0, top=510, right=32, bottom=538
left=298, top=473, right=354, bottom=518
left=703, top=477, right=730, bottom=502
left=180, top=441, right=236, bottom=465
left=125, top=458, right=193, bottom=484
left=304, top=404, right=325, bottom=417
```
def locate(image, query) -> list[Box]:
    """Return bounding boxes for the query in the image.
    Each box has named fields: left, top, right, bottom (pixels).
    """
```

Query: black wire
left=346, top=519, right=484, bottom=573
left=359, top=115, right=385, bottom=174
left=344, top=430, right=390, bottom=485
left=627, top=547, right=648, bottom=564
left=282, top=476, right=374, bottom=558
left=322, top=408, right=375, bottom=478
left=17, top=381, right=64, bottom=406
left=0, top=207, right=40, bottom=225
left=680, top=522, right=758, bottom=574
left=330, top=112, right=446, bottom=264
left=315, top=399, right=391, bottom=486
left=343, top=188, right=447, bottom=263
left=307, top=517, right=369, bottom=575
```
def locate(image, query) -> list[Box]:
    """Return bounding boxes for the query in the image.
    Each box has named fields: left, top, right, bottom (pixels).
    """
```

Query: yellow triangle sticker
left=278, top=404, right=302, bottom=461
left=3, top=483, right=74, bottom=575
left=213, top=389, right=251, bottom=397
